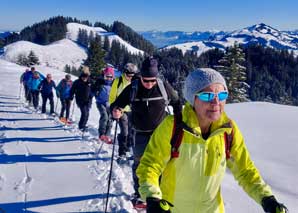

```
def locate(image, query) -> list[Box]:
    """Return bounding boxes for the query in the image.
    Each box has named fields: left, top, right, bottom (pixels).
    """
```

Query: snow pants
left=96, top=103, right=112, bottom=137
left=41, top=93, right=54, bottom=114
left=132, top=132, right=152, bottom=197
left=60, top=98, right=71, bottom=119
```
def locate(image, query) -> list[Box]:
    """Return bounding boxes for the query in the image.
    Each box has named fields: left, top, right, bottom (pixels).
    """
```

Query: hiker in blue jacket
left=56, top=74, right=73, bottom=123
left=92, top=67, right=115, bottom=143
left=20, top=68, right=31, bottom=102
left=39, top=73, right=57, bottom=114
left=27, top=71, right=43, bottom=109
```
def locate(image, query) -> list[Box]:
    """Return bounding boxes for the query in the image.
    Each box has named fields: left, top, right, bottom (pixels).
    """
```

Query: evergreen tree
left=103, top=36, right=110, bottom=51
left=64, top=64, right=71, bottom=74
left=84, top=36, right=105, bottom=79
left=77, top=29, right=89, bottom=47
left=27, top=50, right=40, bottom=65
left=215, top=43, right=249, bottom=103
left=17, top=53, right=29, bottom=66
left=88, top=31, right=95, bottom=45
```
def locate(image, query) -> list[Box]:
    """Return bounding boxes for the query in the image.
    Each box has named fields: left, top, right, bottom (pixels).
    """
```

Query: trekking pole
left=54, top=96, right=59, bottom=114
left=104, top=119, right=119, bottom=213
left=18, top=83, right=22, bottom=100
left=70, top=99, right=76, bottom=121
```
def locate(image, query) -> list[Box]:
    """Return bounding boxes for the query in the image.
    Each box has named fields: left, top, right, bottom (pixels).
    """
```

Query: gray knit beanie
left=124, top=63, right=138, bottom=74
left=183, top=68, right=227, bottom=106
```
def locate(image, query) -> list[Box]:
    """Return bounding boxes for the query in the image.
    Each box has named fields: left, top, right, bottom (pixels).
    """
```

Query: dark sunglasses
left=196, top=91, right=228, bottom=102
left=125, top=73, right=134, bottom=77
left=105, top=75, right=113, bottom=79
left=142, top=78, right=157, bottom=83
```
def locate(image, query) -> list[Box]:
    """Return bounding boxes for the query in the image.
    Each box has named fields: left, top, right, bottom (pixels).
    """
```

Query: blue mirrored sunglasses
left=196, top=91, right=229, bottom=102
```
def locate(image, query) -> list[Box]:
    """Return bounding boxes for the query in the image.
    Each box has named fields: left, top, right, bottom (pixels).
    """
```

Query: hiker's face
left=124, top=72, right=134, bottom=81
left=46, top=75, right=52, bottom=82
left=141, top=77, right=157, bottom=89
left=194, top=83, right=226, bottom=124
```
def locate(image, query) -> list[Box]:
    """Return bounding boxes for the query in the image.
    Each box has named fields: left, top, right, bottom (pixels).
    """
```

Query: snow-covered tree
left=27, top=50, right=40, bottom=65
left=17, top=53, right=29, bottom=66
left=215, top=43, right=249, bottom=103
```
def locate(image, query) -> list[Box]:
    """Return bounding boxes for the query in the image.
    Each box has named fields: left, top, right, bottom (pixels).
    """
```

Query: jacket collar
left=182, top=102, right=232, bottom=135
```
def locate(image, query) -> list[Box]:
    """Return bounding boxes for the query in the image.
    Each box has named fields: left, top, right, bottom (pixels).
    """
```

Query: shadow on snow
left=0, top=125, right=64, bottom=131
left=0, top=193, right=130, bottom=213
left=0, top=136, right=82, bottom=143
left=0, top=152, right=110, bottom=164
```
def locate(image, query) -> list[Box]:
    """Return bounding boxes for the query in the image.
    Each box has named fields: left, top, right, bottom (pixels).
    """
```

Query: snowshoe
left=99, top=135, right=112, bottom=144
left=116, top=155, right=127, bottom=164
left=59, top=117, right=66, bottom=123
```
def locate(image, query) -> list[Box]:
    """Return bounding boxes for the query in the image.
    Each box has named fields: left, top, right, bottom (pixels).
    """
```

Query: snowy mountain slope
left=164, top=40, right=225, bottom=56
left=67, top=23, right=144, bottom=55
left=1, top=39, right=88, bottom=71
left=0, top=59, right=297, bottom=212
left=162, top=23, right=298, bottom=56
left=0, top=22, right=144, bottom=72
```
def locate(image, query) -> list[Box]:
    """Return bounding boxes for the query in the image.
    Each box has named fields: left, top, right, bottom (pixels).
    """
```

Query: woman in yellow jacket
left=109, top=63, right=138, bottom=159
left=136, top=68, right=287, bottom=213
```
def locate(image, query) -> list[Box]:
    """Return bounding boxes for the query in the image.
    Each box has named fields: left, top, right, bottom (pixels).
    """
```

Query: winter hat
left=82, top=66, right=90, bottom=76
left=33, top=71, right=40, bottom=78
left=183, top=68, right=227, bottom=106
left=140, top=57, right=159, bottom=77
left=103, top=67, right=115, bottom=77
left=65, top=74, right=71, bottom=80
left=124, top=63, right=138, bottom=74
left=80, top=72, right=89, bottom=78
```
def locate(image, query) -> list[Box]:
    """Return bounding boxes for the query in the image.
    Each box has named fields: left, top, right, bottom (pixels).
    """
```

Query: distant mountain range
left=141, top=23, right=298, bottom=56
left=0, top=31, right=14, bottom=39
left=140, top=30, right=227, bottom=48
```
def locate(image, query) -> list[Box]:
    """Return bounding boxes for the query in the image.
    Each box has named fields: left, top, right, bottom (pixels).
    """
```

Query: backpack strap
left=130, top=79, right=139, bottom=103
left=156, top=78, right=169, bottom=105
left=171, top=116, right=234, bottom=160
left=170, top=111, right=184, bottom=159
left=223, top=121, right=234, bottom=160
left=117, top=76, right=123, bottom=89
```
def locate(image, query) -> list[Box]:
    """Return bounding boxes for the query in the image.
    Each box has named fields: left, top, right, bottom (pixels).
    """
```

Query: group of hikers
left=20, top=67, right=73, bottom=124
left=19, top=57, right=287, bottom=213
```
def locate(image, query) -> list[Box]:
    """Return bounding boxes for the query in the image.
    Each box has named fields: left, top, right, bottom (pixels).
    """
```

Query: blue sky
left=1, top=0, right=298, bottom=31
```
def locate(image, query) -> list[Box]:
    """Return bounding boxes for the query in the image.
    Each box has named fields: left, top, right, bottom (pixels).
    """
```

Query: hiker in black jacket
left=39, top=73, right=57, bottom=114
left=111, top=57, right=181, bottom=206
left=70, top=71, right=92, bottom=131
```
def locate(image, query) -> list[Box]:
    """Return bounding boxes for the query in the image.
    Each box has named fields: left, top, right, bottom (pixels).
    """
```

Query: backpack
left=170, top=110, right=234, bottom=160
left=129, top=78, right=169, bottom=105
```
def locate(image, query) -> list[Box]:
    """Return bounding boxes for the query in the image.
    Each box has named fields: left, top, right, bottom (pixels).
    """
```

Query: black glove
left=262, top=196, right=288, bottom=213
left=146, top=197, right=172, bottom=213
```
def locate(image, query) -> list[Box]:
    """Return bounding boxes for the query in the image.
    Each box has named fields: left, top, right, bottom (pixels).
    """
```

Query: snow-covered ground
left=0, top=59, right=297, bottom=212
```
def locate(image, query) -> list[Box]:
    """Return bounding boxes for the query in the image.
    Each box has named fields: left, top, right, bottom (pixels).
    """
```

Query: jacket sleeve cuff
left=139, top=182, right=163, bottom=201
